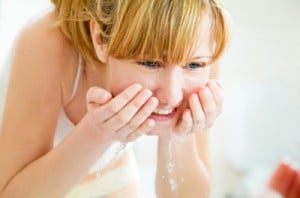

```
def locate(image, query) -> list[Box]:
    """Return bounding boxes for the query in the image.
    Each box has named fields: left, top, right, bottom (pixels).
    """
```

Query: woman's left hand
left=174, top=79, right=223, bottom=135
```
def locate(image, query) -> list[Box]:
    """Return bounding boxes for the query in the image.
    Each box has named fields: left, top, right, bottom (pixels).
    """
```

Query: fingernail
left=93, top=88, right=103, bottom=98
left=97, top=89, right=112, bottom=101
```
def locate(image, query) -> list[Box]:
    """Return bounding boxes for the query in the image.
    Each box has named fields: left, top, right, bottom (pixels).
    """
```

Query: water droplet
left=169, top=179, right=177, bottom=191
left=96, top=169, right=103, bottom=179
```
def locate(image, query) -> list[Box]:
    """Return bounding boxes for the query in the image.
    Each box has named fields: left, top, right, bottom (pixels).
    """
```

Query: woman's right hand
left=85, top=84, right=158, bottom=144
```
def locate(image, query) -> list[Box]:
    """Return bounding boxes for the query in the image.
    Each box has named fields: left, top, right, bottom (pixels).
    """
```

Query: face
left=95, top=17, right=213, bottom=135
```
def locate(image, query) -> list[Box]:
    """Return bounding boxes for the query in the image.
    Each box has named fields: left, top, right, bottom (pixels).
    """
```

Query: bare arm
left=0, top=12, right=158, bottom=197
left=155, top=133, right=211, bottom=198
left=0, top=14, right=115, bottom=197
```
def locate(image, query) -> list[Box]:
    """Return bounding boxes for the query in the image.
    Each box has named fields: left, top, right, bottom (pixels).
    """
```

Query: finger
left=126, top=119, right=155, bottom=141
left=175, top=109, right=192, bottom=134
left=189, top=93, right=205, bottom=130
left=116, top=97, right=158, bottom=137
left=104, top=89, right=153, bottom=132
left=214, top=79, right=223, bottom=89
left=198, top=87, right=217, bottom=127
left=86, top=87, right=112, bottom=111
left=92, top=84, right=142, bottom=122
left=206, top=80, right=223, bottom=115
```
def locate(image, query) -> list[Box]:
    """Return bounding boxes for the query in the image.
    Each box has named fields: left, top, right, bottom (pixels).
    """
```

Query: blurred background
left=1, top=0, right=300, bottom=197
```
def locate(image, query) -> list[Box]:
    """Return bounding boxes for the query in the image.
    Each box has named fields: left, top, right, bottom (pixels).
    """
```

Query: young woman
left=0, top=0, right=229, bottom=197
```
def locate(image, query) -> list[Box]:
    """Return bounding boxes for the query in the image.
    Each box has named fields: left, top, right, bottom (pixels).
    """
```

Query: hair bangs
left=107, top=0, right=210, bottom=64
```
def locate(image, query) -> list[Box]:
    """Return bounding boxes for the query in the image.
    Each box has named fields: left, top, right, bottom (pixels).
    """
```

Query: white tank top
left=53, top=56, right=130, bottom=173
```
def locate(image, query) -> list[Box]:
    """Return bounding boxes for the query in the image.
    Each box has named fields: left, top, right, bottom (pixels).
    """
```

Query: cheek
left=110, top=71, right=154, bottom=96
left=184, top=70, right=209, bottom=96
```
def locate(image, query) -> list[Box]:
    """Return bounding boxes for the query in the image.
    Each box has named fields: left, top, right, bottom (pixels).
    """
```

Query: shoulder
left=1, top=10, right=79, bottom=148
left=12, top=9, right=79, bottom=105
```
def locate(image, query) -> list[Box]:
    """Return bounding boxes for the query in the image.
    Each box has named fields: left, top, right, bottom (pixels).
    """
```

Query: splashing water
left=165, top=135, right=189, bottom=191
left=167, top=163, right=174, bottom=173
left=96, top=170, right=103, bottom=180
left=169, top=178, right=178, bottom=191
left=167, top=139, right=178, bottom=191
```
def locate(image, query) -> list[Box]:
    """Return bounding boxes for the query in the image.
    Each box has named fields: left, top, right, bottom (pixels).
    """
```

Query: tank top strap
left=70, top=55, right=82, bottom=100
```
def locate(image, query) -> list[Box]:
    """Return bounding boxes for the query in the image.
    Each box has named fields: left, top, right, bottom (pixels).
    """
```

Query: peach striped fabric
left=65, top=150, right=140, bottom=198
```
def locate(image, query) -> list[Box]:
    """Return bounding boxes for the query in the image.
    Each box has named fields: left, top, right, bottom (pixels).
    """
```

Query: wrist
left=79, top=113, right=115, bottom=148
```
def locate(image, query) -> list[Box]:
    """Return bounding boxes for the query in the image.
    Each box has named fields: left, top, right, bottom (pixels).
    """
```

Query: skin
left=90, top=14, right=221, bottom=138
left=90, top=14, right=222, bottom=197
left=0, top=8, right=222, bottom=198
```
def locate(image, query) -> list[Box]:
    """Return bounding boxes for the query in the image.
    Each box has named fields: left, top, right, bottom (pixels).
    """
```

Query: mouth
left=153, top=108, right=174, bottom=115
left=150, top=108, right=178, bottom=121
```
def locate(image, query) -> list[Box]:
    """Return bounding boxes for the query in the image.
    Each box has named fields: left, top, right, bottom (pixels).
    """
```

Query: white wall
left=0, top=0, right=52, bottom=65
left=211, top=0, right=300, bottom=197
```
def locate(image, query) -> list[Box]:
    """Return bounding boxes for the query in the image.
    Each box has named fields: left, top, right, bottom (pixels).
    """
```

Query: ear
left=90, top=20, right=108, bottom=63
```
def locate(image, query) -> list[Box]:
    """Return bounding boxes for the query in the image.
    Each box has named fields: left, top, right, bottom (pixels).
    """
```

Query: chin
left=146, top=121, right=176, bottom=136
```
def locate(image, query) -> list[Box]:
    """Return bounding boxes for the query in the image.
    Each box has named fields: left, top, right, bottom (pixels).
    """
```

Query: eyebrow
left=193, top=56, right=212, bottom=59
left=191, top=56, right=212, bottom=61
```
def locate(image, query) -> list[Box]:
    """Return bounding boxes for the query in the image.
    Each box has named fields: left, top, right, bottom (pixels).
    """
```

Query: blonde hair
left=51, top=0, right=229, bottom=67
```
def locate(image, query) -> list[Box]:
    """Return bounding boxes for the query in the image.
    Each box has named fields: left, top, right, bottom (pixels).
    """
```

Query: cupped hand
left=174, top=79, right=223, bottom=135
left=85, top=84, right=158, bottom=143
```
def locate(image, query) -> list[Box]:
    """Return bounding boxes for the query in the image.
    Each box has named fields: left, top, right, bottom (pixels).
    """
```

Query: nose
left=155, top=67, right=183, bottom=107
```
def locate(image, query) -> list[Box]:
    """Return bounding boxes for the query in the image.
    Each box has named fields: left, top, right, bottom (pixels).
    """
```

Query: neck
left=83, top=59, right=110, bottom=91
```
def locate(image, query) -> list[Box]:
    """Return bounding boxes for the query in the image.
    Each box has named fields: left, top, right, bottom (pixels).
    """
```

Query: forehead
left=191, top=14, right=214, bottom=57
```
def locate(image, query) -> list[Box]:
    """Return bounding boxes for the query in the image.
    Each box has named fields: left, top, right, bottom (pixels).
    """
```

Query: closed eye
left=137, top=61, right=162, bottom=69
left=185, top=62, right=208, bottom=70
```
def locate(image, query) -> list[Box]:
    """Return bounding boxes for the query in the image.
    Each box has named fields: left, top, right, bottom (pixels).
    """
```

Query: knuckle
left=140, top=107, right=151, bottom=117
left=127, top=121, right=138, bottom=131
left=194, top=119, right=205, bottom=127
left=123, top=91, right=134, bottom=101
left=205, top=104, right=216, bottom=115
left=181, top=123, right=190, bottom=132
left=132, top=98, right=143, bottom=108
left=116, top=113, right=129, bottom=123
left=107, top=104, right=118, bottom=114
left=193, top=113, right=205, bottom=124
left=206, top=122, right=214, bottom=128
left=205, top=118, right=214, bottom=128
